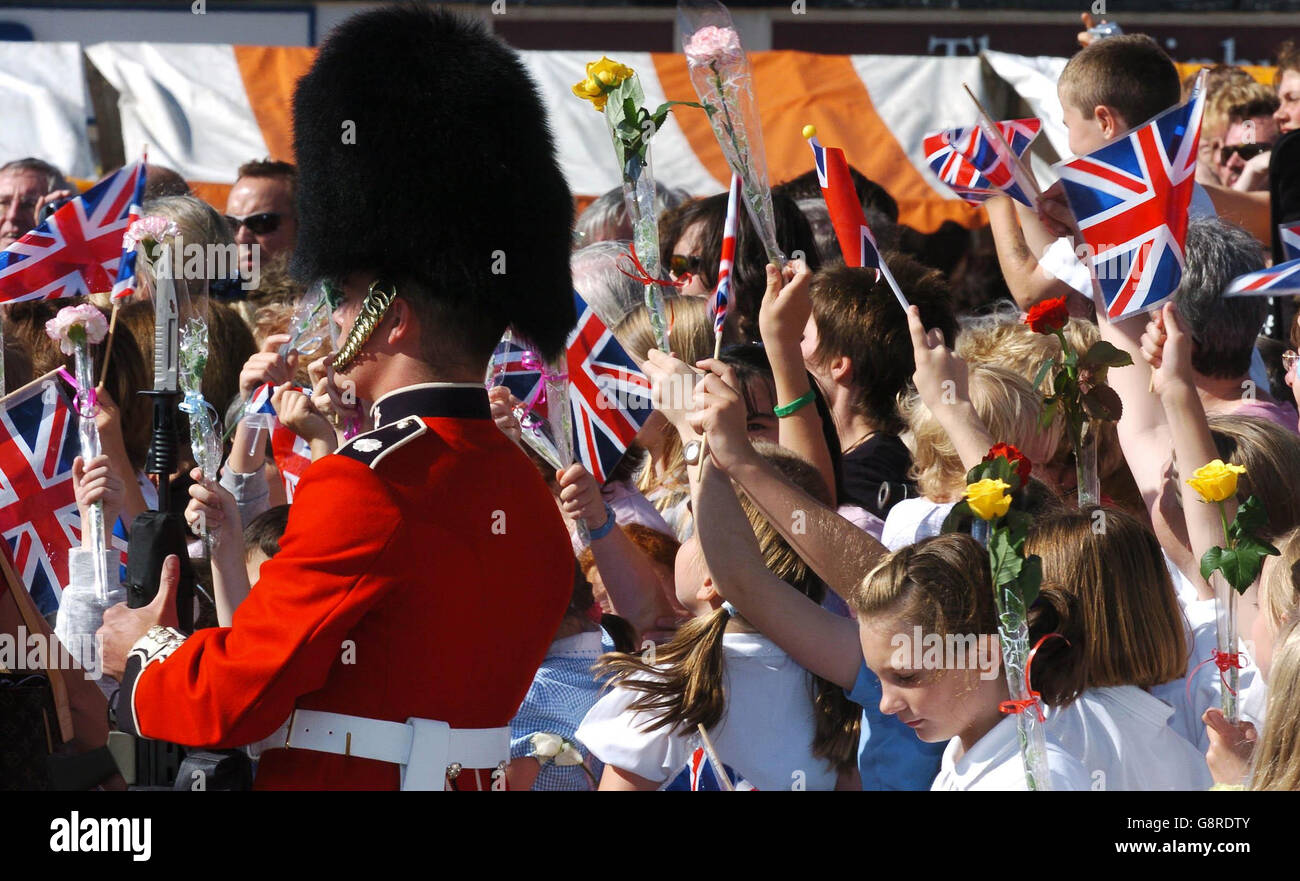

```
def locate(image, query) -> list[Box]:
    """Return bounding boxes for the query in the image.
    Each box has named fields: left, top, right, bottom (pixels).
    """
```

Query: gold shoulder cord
left=333, top=280, right=398, bottom=372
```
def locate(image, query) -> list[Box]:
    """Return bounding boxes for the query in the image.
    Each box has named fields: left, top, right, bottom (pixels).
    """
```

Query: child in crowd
left=576, top=445, right=859, bottom=791
left=508, top=565, right=612, bottom=791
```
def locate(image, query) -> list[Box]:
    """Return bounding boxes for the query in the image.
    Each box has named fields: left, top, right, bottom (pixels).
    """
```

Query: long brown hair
left=594, top=445, right=860, bottom=769
left=850, top=533, right=1085, bottom=707
left=1026, top=506, right=1187, bottom=692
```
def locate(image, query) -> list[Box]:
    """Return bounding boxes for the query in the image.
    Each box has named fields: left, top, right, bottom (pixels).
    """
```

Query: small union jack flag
left=0, top=160, right=147, bottom=304
left=0, top=375, right=127, bottom=616
left=924, top=118, right=1041, bottom=207
left=808, top=134, right=881, bottom=270
left=1056, top=77, right=1205, bottom=320
left=246, top=382, right=315, bottom=501
left=1279, top=221, right=1300, bottom=263
left=488, top=336, right=549, bottom=423
left=713, top=174, right=741, bottom=334
left=1225, top=257, right=1300, bottom=297
left=663, top=746, right=757, bottom=791
left=566, top=290, right=654, bottom=484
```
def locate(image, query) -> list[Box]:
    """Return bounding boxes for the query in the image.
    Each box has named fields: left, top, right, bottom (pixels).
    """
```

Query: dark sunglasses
left=670, top=254, right=703, bottom=277
left=1218, top=143, right=1271, bottom=164
left=225, top=211, right=282, bottom=236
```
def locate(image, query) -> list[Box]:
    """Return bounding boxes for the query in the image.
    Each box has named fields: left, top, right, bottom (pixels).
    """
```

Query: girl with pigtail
left=576, top=444, right=860, bottom=791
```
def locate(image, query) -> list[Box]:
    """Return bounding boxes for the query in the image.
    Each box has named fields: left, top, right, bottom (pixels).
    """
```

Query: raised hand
left=239, top=333, right=299, bottom=399
left=758, top=260, right=812, bottom=351
left=686, top=358, right=754, bottom=474
left=184, top=467, right=241, bottom=551
left=489, top=385, right=524, bottom=446
left=556, top=463, right=608, bottom=531
left=271, top=381, right=335, bottom=450
left=643, top=348, right=702, bottom=437
left=907, top=304, right=969, bottom=411
left=1139, top=302, right=1194, bottom=396
left=73, top=454, right=124, bottom=532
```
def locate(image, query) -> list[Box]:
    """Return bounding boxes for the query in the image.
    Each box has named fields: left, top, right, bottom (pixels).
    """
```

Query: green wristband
left=773, top=389, right=816, bottom=418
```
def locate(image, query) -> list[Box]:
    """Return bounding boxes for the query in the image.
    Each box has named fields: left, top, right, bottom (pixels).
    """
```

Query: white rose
left=553, top=742, right=585, bottom=766
left=531, top=732, right=563, bottom=758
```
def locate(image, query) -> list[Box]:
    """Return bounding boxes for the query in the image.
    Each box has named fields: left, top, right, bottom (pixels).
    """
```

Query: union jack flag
left=0, top=375, right=127, bottom=616
left=0, top=161, right=147, bottom=304
left=808, top=135, right=881, bottom=270
left=1279, top=221, right=1300, bottom=263
left=1225, top=257, right=1300, bottom=297
left=566, top=291, right=654, bottom=484
left=272, top=424, right=313, bottom=502
left=246, top=382, right=315, bottom=501
left=488, top=337, right=549, bottom=423
left=663, top=746, right=757, bottom=791
left=713, top=174, right=741, bottom=334
left=1056, top=82, right=1205, bottom=320
left=924, top=118, right=1041, bottom=207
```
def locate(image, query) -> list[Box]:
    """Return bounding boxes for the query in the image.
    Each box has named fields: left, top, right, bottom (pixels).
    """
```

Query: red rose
left=984, top=442, right=1032, bottom=486
left=1023, top=296, right=1070, bottom=334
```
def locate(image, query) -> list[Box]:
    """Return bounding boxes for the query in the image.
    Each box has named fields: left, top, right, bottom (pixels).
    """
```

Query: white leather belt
left=247, top=709, right=510, bottom=791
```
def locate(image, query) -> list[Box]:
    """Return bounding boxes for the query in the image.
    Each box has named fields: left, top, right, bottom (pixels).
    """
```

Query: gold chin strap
left=333, top=279, right=398, bottom=372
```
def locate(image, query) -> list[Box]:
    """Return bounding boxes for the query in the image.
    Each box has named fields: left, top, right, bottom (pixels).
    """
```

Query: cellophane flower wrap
left=486, top=331, right=564, bottom=471
left=1189, top=461, right=1279, bottom=721
left=679, top=2, right=784, bottom=268
left=44, top=305, right=111, bottom=601
left=943, top=446, right=1053, bottom=790
left=179, top=315, right=222, bottom=550
left=572, top=57, right=701, bottom=352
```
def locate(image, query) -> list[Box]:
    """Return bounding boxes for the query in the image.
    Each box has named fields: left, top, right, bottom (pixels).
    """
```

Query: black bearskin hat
left=290, top=5, right=575, bottom=359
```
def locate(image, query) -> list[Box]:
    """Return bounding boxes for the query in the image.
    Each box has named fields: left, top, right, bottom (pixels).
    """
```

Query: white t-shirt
left=1046, top=686, right=1212, bottom=791
left=1148, top=597, right=1264, bottom=752
left=931, top=715, right=1090, bottom=791
left=881, top=497, right=956, bottom=552
left=575, top=631, right=838, bottom=791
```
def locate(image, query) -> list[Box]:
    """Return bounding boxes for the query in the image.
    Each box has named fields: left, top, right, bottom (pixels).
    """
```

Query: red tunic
left=117, top=385, right=573, bottom=789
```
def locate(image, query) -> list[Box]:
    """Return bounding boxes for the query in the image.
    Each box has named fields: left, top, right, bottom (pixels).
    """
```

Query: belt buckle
left=283, top=708, right=297, bottom=750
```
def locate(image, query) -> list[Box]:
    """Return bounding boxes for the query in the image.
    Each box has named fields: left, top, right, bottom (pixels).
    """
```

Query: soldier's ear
left=386, top=297, right=417, bottom=347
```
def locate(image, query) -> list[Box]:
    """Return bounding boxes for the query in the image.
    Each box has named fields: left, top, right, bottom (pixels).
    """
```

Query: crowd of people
left=3, top=5, right=1300, bottom=791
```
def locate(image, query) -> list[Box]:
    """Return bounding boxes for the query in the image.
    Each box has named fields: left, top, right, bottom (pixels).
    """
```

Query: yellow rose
left=571, top=76, right=608, bottom=111
left=1187, top=459, right=1246, bottom=504
left=587, top=56, right=634, bottom=90
left=965, top=478, right=1012, bottom=521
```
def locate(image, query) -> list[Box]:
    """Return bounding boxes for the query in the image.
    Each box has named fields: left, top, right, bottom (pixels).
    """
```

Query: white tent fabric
left=0, top=41, right=93, bottom=179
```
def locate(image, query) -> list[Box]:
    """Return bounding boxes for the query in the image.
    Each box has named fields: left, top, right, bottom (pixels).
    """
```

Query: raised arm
left=757, top=259, right=837, bottom=503
left=986, top=195, right=1079, bottom=310
left=185, top=467, right=250, bottom=626
left=906, top=305, right=992, bottom=470
left=690, top=448, right=861, bottom=690
left=1140, top=303, right=1232, bottom=600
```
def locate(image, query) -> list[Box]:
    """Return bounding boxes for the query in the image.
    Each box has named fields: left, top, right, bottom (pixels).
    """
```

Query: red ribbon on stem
left=616, top=243, right=687, bottom=289
left=1187, top=649, right=1243, bottom=700
left=998, top=631, right=1068, bottom=724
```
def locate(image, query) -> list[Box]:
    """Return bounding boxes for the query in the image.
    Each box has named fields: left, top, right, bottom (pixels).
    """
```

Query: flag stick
left=694, top=332, right=725, bottom=483
left=96, top=302, right=121, bottom=390
left=696, top=723, right=735, bottom=792
left=961, top=83, right=1042, bottom=205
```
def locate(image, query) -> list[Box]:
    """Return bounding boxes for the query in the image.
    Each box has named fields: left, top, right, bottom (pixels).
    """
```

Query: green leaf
left=1017, top=554, right=1043, bottom=608
left=1232, top=495, right=1269, bottom=539
left=1031, top=358, right=1056, bottom=393
left=1200, top=545, right=1225, bottom=583
left=989, top=529, right=1024, bottom=588
left=941, top=501, right=973, bottom=534
left=1079, top=340, right=1134, bottom=371
left=1053, top=369, right=1072, bottom=395
left=1080, top=384, right=1123, bottom=421
left=1004, top=509, right=1033, bottom=545
left=1039, top=397, right=1059, bottom=429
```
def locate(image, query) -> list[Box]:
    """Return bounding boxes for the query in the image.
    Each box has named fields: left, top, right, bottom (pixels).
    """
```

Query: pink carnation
left=124, top=215, right=180, bottom=250
left=684, top=26, right=744, bottom=67
left=44, top=304, right=109, bottom=355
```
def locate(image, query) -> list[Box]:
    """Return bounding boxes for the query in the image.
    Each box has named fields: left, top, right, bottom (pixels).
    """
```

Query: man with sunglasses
left=225, top=158, right=298, bottom=277
left=1216, top=85, right=1281, bottom=192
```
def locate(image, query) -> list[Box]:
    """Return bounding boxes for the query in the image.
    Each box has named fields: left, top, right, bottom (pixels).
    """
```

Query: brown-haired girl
left=1027, top=507, right=1214, bottom=789
left=575, top=445, right=859, bottom=790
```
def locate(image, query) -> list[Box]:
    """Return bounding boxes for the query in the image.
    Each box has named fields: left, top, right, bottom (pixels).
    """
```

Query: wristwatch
left=683, top=439, right=703, bottom=466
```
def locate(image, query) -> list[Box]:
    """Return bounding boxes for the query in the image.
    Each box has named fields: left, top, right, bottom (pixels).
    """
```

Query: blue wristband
left=588, top=504, right=618, bottom=541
